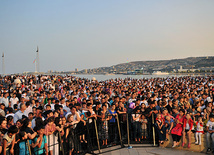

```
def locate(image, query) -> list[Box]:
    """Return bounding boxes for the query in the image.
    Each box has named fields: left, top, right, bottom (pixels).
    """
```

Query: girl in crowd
left=80, top=111, right=88, bottom=143
left=53, top=117, right=64, bottom=155
left=99, top=112, right=110, bottom=146
left=182, top=113, right=194, bottom=148
left=195, top=116, right=204, bottom=145
left=20, top=118, right=37, bottom=140
left=32, top=126, right=48, bottom=155
left=18, top=131, right=31, bottom=155
left=140, top=114, right=147, bottom=140
left=155, top=114, right=166, bottom=144
left=171, top=109, right=185, bottom=148
left=44, top=117, right=56, bottom=155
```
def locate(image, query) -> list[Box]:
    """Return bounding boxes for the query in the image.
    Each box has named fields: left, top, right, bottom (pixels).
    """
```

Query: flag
left=33, top=58, right=36, bottom=63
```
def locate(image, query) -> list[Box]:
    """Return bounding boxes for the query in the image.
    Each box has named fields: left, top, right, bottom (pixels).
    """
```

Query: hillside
left=78, top=56, right=214, bottom=74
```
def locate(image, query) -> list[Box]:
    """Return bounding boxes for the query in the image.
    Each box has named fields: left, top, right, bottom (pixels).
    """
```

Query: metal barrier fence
left=20, top=112, right=157, bottom=155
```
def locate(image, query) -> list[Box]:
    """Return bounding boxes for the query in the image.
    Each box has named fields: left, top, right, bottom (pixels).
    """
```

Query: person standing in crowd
left=145, top=101, right=158, bottom=142
left=171, top=109, right=185, bottom=148
left=17, top=131, right=31, bottom=155
left=108, top=104, right=117, bottom=146
left=13, top=103, right=27, bottom=124
left=140, top=114, right=148, bottom=141
left=99, top=112, right=109, bottom=146
left=182, top=113, right=194, bottom=148
left=44, top=117, right=56, bottom=155
left=206, top=115, right=214, bottom=153
left=132, top=107, right=141, bottom=143
left=0, top=74, right=212, bottom=155
left=32, top=126, right=48, bottom=155
left=2, top=93, right=9, bottom=109
left=9, top=94, right=19, bottom=110
left=195, top=116, right=204, bottom=145
left=2, top=125, right=18, bottom=155
left=165, top=116, right=173, bottom=141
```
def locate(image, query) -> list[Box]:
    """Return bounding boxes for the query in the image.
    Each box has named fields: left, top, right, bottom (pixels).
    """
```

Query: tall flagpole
left=36, top=46, right=39, bottom=73
left=2, top=53, right=5, bottom=76
left=35, top=59, right=37, bottom=73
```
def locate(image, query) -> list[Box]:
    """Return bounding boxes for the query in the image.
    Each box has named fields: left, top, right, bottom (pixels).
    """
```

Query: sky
left=0, top=0, right=214, bottom=74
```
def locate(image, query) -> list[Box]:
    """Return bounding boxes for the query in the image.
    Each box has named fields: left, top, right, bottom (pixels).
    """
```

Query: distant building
left=178, top=66, right=188, bottom=72
left=75, top=68, right=78, bottom=72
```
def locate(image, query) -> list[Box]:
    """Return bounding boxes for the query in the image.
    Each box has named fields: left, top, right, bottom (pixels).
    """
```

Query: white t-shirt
left=206, top=120, right=214, bottom=131
left=2, top=97, right=9, bottom=107
left=65, top=112, right=80, bottom=121
left=10, top=97, right=19, bottom=109
left=63, top=106, right=70, bottom=113
left=196, top=122, right=204, bottom=132
left=132, top=114, right=140, bottom=122
left=25, top=106, right=33, bottom=116
left=185, top=122, right=190, bottom=130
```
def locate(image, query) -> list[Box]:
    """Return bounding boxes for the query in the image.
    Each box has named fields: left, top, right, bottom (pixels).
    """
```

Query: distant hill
left=78, top=56, right=214, bottom=74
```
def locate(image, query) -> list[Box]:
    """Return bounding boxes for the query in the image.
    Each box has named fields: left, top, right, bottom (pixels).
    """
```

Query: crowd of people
left=0, top=75, right=213, bottom=155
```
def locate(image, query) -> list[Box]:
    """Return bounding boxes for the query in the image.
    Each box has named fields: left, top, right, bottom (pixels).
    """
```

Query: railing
left=20, top=112, right=157, bottom=155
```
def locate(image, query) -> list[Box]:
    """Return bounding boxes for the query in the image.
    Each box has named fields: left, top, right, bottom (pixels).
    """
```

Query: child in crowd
left=99, top=112, right=110, bottom=146
left=79, top=111, right=88, bottom=143
left=195, top=116, right=204, bottom=145
left=182, top=113, right=194, bottom=148
left=165, top=116, right=174, bottom=141
left=18, top=131, right=31, bottom=155
left=32, top=126, right=48, bottom=155
left=155, top=114, right=166, bottom=144
left=140, top=114, right=148, bottom=140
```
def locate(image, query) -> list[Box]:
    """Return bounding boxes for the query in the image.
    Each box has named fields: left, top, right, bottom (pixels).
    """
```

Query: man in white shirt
left=13, top=103, right=27, bottom=123
left=44, top=98, right=55, bottom=110
left=65, top=106, right=80, bottom=121
left=31, top=107, right=45, bottom=129
left=63, top=100, right=70, bottom=114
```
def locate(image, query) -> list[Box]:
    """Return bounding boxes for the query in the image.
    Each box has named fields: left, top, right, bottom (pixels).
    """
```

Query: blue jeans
left=133, top=121, right=141, bottom=140
left=206, top=132, right=214, bottom=149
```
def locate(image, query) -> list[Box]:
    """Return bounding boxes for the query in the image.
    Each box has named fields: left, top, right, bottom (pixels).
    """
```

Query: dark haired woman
left=171, top=109, right=185, bottom=148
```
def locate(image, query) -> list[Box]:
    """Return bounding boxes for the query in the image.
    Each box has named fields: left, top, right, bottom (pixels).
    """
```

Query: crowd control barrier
left=21, top=112, right=158, bottom=155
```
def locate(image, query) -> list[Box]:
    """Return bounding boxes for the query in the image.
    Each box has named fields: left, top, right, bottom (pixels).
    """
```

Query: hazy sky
left=0, top=0, right=214, bottom=74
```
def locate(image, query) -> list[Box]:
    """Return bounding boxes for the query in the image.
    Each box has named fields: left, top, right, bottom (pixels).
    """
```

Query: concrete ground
left=91, top=145, right=207, bottom=155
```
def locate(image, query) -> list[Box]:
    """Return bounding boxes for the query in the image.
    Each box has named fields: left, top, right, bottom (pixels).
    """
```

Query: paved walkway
left=92, top=146, right=206, bottom=155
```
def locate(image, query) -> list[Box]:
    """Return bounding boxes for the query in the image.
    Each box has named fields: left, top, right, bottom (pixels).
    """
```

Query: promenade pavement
left=91, top=145, right=206, bottom=155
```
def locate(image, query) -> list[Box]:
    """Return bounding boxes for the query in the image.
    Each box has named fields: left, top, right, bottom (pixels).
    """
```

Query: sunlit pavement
left=90, top=145, right=206, bottom=155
